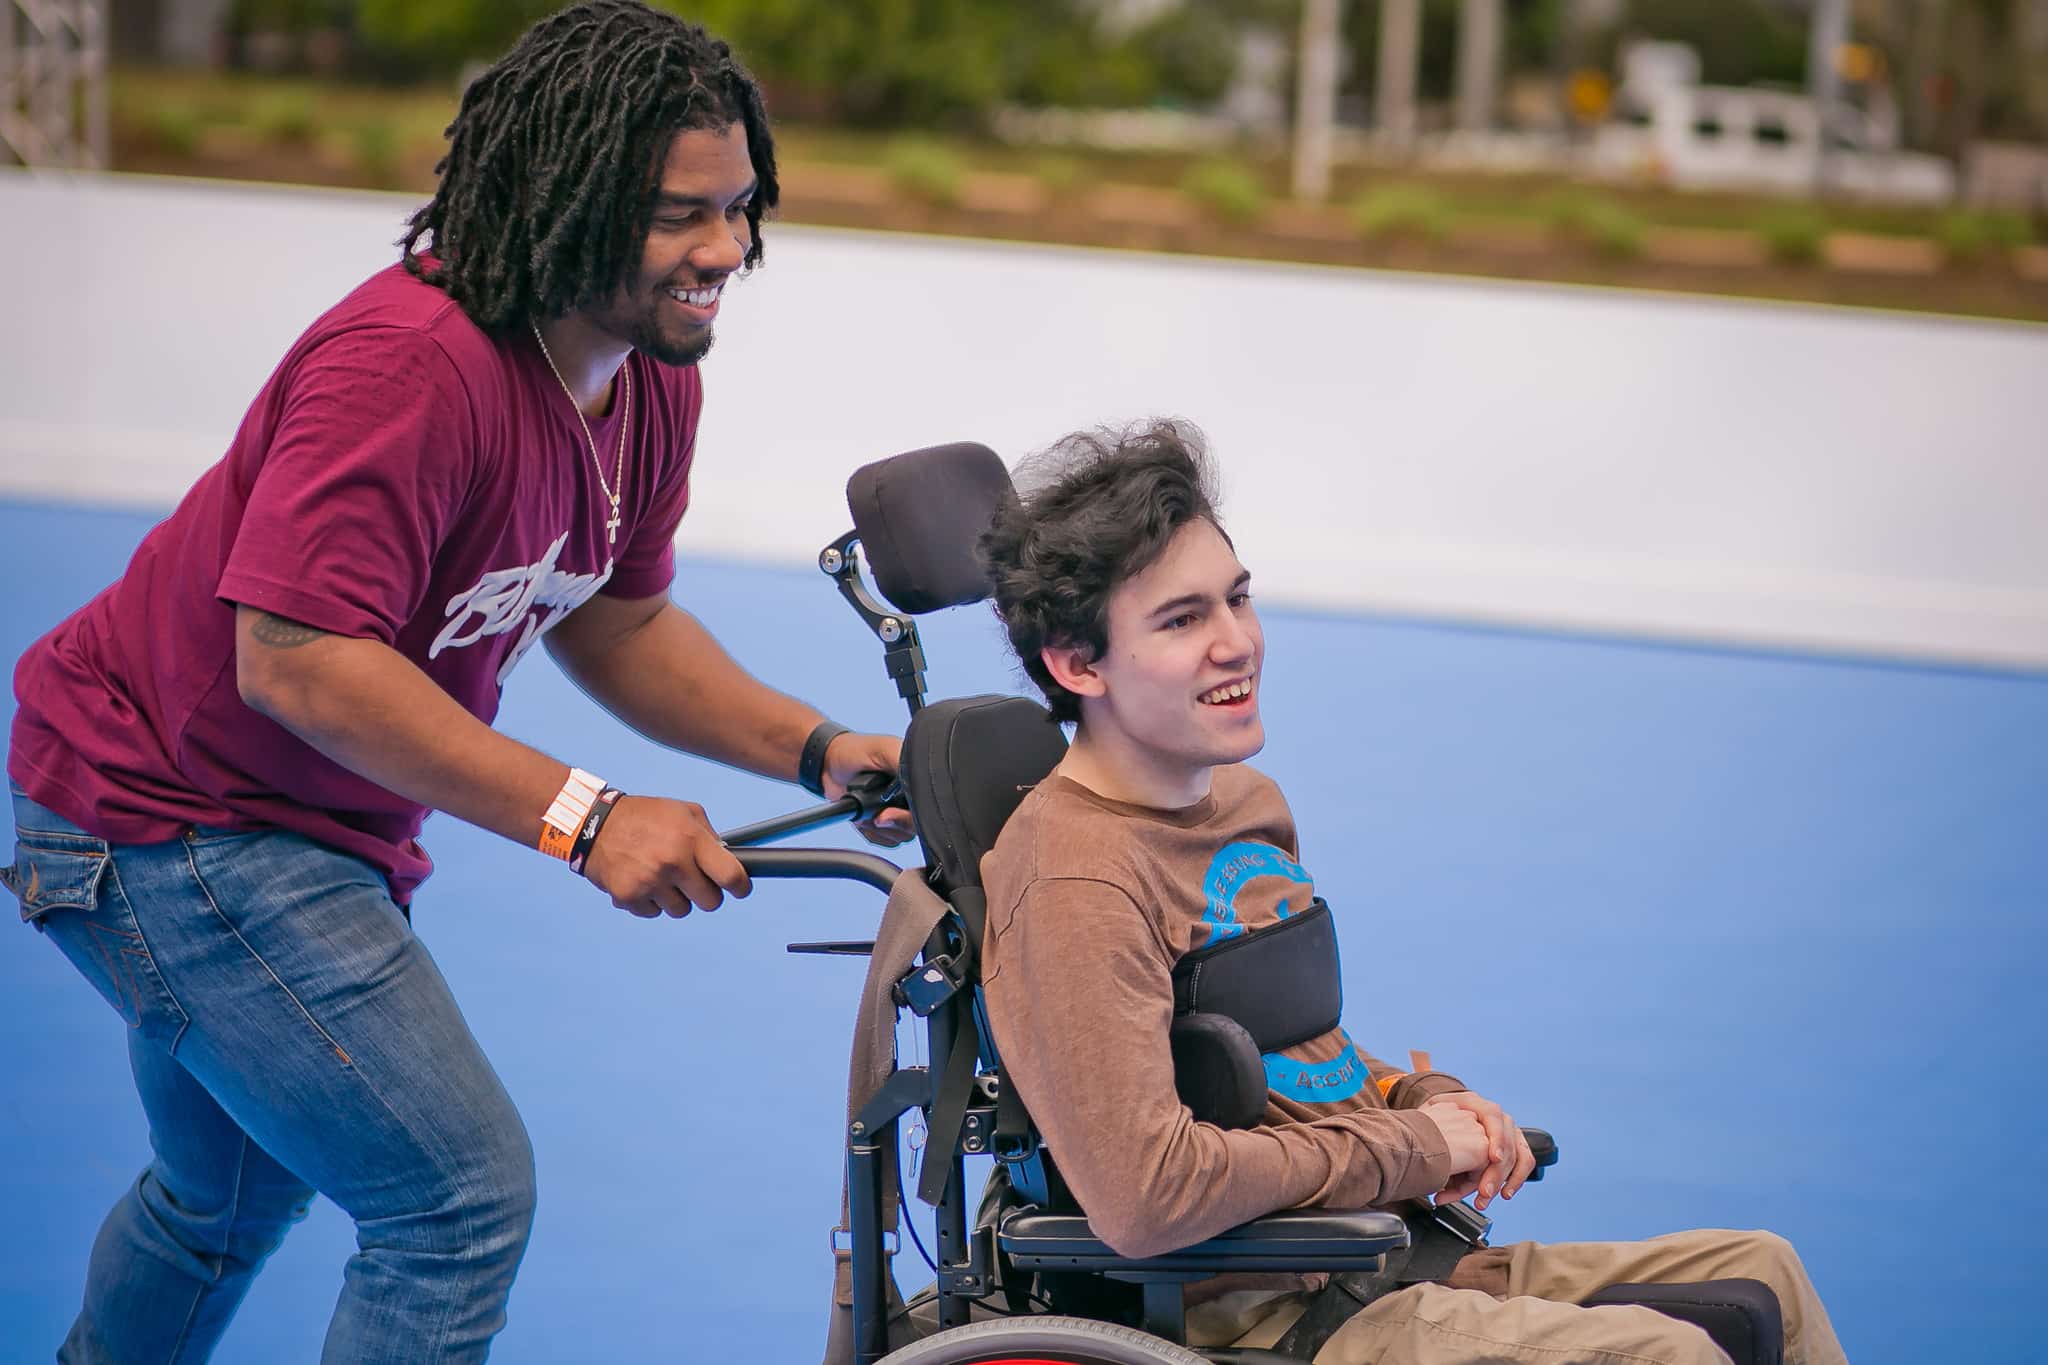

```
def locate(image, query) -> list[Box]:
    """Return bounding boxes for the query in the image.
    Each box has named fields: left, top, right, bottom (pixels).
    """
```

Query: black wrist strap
left=798, top=721, right=849, bottom=797
left=568, top=788, right=623, bottom=877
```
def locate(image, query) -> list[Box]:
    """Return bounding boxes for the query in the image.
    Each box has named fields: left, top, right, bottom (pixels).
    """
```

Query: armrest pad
left=997, top=1207, right=1407, bottom=1275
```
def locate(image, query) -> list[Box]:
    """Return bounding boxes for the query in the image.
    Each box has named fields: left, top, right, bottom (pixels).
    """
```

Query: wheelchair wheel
left=878, top=1314, right=1210, bottom=1364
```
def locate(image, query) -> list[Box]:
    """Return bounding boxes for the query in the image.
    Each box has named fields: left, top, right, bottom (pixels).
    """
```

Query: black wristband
left=568, top=788, right=623, bottom=877
left=798, top=721, right=850, bottom=797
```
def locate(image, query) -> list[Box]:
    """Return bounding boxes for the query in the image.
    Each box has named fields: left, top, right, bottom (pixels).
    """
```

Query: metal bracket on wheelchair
left=893, top=951, right=970, bottom=1016
left=819, top=529, right=928, bottom=715
left=958, top=1103, right=1000, bottom=1156
left=1430, top=1198, right=1492, bottom=1248
left=851, top=1066, right=933, bottom=1140
left=937, top=1222, right=995, bottom=1299
left=973, top=1072, right=1042, bottom=1164
left=832, top=1225, right=899, bottom=1258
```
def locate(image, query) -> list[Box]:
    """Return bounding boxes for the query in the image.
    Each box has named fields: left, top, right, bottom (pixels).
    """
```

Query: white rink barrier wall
left=3, top=168, right=2045, bottom=670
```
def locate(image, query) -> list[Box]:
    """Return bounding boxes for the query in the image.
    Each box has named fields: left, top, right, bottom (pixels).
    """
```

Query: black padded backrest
left=902, top=694, right=1067, bottom=893
left=846, top=442, right=1012, bottom=615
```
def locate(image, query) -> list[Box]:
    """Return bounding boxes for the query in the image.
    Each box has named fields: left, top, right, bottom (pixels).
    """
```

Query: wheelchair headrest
left=902, top=694, right=1068, bottom=892
left=846, top=442, right=1012, bottom=616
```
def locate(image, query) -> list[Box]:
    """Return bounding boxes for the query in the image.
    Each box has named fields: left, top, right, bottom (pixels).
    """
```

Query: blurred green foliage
left=1033, top=154, right=1086, bottom=195
left=253, top=90, right=318, bottom=144
left=149, top=104, right=206, bottom=157
left=283, top=0, right=1249, bottom=122
left=1572, top=197, right=1648, bottom=260
left=1540, top=187, right=1646, bottom=259
left=1182, top=159, right=1267, bottom=224
left=1602, top=0, right=1806, bottom=88
left=352, top=0, right=556, bottom=75
left=883, top=135, right=966, bottom=205
left=1344, top=0, right=1805, bottom=107
left=1351, top=183, right=1452, bottom=243
left=352, top=118, right=401, bottom=187
left=1760, top=205, right=1829, bottom=264
left=227, top=0, right=353, bottom=33
left=672, top=0, right=1244, bottom=124
left=1937, top=208, right=2035, bottom=260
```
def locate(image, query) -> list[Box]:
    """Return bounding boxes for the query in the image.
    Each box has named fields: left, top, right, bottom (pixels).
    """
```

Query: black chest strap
left=1170, top=897, right=1342, bottom=1053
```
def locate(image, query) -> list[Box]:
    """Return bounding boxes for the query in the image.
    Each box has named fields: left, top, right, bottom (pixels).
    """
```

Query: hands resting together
left=1418, top=1090, right=1537, bottom=1212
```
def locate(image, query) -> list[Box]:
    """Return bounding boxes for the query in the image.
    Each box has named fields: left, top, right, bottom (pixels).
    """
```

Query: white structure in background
left=1965, top=141, right=2048, bottom=212
left=1590, top=40, right=1955, bottom=203
left=1, top=0, right=108, bottom=168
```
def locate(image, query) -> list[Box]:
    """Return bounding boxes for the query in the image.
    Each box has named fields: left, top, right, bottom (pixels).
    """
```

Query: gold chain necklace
left=530, top=322, right=631, bottom=548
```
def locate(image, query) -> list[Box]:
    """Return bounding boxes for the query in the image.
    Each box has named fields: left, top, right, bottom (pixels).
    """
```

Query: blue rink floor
left=1, top=496, right=2044, bottom=1364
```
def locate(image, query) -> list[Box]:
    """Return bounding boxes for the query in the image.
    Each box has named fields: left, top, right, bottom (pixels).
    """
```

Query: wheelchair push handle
left=843, top=769, right=903, bottom=819
left=717, top=770, right=905, bottom=850
left=733, top=847, right=902, bottom=896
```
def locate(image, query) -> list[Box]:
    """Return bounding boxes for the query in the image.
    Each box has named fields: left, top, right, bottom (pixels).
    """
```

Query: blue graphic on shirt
left=1199, top=841, right=1312, bottom=942
left=1263, top=1032, right=1369, bottom=1103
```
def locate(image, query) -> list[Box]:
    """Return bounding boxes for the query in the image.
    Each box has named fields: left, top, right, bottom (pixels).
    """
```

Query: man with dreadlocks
left=2, top=3, right=902, bottom=1359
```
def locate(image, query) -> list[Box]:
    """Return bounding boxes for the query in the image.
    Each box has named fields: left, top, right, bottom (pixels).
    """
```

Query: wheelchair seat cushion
left=902, top=694, right=1067, bottom=892
left=846, top=441, right=1012, bottom=615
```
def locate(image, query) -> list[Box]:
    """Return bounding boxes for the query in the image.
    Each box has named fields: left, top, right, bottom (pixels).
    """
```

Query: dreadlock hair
left=980, top=419, right=1226, bottom=726
left=399, top=0, right=778, bottom=331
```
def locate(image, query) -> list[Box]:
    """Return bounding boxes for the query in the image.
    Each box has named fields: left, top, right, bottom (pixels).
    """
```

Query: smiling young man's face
left=583, top=121, right=757, bottom=366
left=1058, top=517, right=1266, bottom=801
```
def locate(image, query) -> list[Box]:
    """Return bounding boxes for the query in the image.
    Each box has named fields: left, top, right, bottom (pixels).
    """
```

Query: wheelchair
left=723, top=443, right=1787, bottom=1365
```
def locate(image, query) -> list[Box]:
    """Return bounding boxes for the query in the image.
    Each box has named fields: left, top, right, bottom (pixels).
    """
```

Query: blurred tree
left=1127, top=2, right=1243, bottom=107
left=651, top=0, right=1248, bottom=125
left=352, top=0, right=555, bottom=75
left=1344, top=0, right=1560, bottom=107
left=300, top=0, right=1266, bottom=123
left=224, top=0, right=356, bottom=71
left=1858, top=0, right=2045, bottom=152
left=1606, top=0, right=1807, bottom=88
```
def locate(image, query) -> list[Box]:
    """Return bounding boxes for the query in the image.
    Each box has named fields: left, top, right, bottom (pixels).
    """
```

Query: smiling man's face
left=583, top=122, right=757, bottom=366
left=1080, top=518, right=1266, bottom=790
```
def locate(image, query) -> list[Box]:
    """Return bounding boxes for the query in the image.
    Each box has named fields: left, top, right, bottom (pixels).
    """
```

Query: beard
left=629, top=310, right=716, bottom=367
left=583, top=284, right=719, bottom=367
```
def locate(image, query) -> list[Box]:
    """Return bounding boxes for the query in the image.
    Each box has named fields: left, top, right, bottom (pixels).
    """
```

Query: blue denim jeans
left=4, top=784, right=535, bottom=1363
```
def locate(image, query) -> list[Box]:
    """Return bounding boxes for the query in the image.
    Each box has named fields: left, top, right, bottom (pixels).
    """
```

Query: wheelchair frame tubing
left=928, top=988, right=974, bottom=1333
left=850, top=1125, right=890, bottom=1365
left=851, top=927, right=978, bottom=1365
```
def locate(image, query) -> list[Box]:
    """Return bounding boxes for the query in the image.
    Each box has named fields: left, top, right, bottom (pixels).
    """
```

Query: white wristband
left=539, top=767, right=606, bottom=861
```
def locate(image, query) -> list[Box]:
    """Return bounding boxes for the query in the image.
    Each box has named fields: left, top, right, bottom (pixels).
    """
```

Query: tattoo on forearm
left=251, top=613, right=330, bottom=648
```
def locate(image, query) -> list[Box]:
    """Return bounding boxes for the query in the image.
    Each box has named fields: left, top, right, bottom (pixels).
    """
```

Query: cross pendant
left=606, top=509, right=621, bottom=545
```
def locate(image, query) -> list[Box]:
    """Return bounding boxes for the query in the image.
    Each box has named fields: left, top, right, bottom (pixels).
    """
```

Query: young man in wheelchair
left=970, top=421, right=1846, bottom=1365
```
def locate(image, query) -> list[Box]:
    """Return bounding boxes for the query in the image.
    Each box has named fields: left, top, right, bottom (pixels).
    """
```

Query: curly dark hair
left=980, top=420, right=1225, bottom=725
left=399, top=0, right=779, bottom=331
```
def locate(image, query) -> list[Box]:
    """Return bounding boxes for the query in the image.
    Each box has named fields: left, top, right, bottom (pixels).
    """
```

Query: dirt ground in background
left=784, top=192, right=2048, bottom=324
left=110, top=128, right=2048, bottom=327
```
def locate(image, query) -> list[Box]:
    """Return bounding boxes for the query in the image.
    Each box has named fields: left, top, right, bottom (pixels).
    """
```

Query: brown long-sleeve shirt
left=980, top=765, right=1466, bottom=1260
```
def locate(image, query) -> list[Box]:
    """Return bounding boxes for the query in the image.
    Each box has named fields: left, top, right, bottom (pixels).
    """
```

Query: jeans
left=4, top=784, right=536, bottom=1363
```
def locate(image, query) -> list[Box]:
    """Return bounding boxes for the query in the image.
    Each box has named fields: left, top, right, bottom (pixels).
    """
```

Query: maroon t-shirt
left=8, top=263, right=701, bottom=903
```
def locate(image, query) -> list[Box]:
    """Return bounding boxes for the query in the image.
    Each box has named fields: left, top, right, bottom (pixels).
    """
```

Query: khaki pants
left=1187, top=1229, right=1848, bottom=1365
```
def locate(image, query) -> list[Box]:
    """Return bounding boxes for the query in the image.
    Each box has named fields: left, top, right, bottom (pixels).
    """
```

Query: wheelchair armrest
left=996, top=1206, right=1407, bottom=1275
